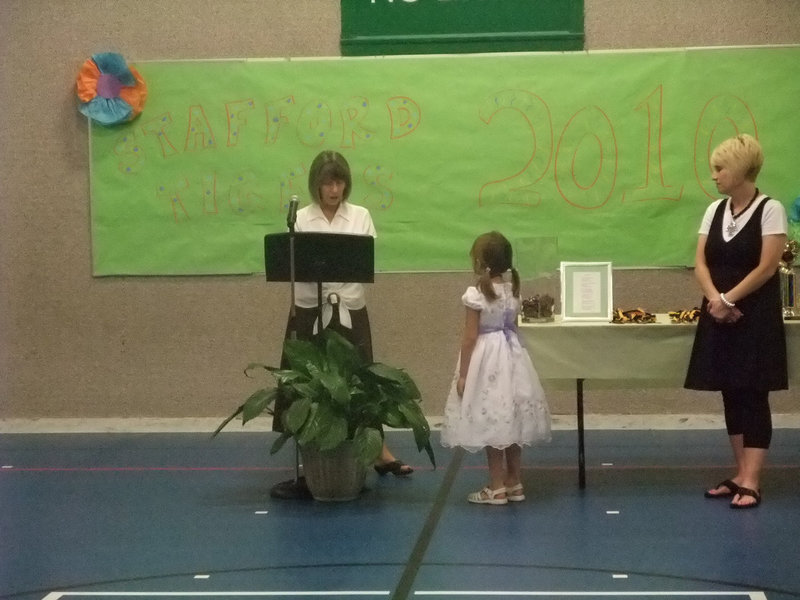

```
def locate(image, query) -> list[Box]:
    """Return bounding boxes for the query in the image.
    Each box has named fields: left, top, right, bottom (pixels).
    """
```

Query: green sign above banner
left=340, top=0, right=584, bottom=55
left=89, top=46, right=800, bottom=276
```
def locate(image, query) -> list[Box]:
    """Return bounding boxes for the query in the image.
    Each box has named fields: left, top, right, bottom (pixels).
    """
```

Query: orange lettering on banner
left=361, top=164, right=394, bottom=211
left=184, top=105, right=216, bottom=152
left=387, top=96, right=421, bottom=140
left=623, top=85, right=683, bottom=203
left=114, top=132, right=145, bottom=174
left=693, top=94, right=758, bottom=200
left=265, top=96, right=295, bottom=146
left=140, top=113, right=179, bottom=159
left=341, top=96, right=376, bottom=149
left=225, top=99, right=255, bottom=148
left=132, top=90, right=760, bottom=223
left=228, top=171, right=265, bottom=214
left=478, top=89, right=553, bottom=207
left=555, top=106, right=617, bottom=210
left=156, top=178, right=191, bottom=223
left=478, top=88, right=758, bottom=210
left=279, top=165, right=307, bottom=212
left=201, top=173, right=218, bottom=215
left=297, top=100, right=334, bottom=148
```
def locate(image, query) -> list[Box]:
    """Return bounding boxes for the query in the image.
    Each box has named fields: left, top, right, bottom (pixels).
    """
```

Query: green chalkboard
left=89, top=46, right=800, bottom=276
left=341, top=0, right=584, bottom=55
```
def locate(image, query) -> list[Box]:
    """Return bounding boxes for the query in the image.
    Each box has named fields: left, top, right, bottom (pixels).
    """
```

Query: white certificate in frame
left=560, top=261, right=613, bottom=321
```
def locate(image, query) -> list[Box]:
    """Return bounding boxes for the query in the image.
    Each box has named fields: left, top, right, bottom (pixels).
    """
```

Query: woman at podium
left=278, top=150, right=413, bottom=477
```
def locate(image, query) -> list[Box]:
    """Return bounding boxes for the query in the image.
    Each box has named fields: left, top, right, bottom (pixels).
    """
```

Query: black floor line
left=391, top=447, right=465, bottom=600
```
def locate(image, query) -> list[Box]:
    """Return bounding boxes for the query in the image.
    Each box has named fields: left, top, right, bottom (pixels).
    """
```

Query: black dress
left=684, top=198, right=787, bottom=392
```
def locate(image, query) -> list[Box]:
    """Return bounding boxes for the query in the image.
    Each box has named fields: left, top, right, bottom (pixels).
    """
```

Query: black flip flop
left=730, top=487, right=761, bottom=509
left=704, top=479, right=739, bottom=498
left=373, top=460, right=413, bottom=477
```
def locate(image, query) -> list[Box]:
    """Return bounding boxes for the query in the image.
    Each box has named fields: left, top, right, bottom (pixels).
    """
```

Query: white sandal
left=506, top=483, right=525, bottom=502
left=467, top=486, right=507, bottom=505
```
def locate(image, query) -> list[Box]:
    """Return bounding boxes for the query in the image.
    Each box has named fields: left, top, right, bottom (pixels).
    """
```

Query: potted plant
left=214, top=329, right=435, bottom=500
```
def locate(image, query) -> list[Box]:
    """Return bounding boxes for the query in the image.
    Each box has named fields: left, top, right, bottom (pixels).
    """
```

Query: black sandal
left=704, top=479, right=740, bottom=499
left=374, top=460, right=413, bottom=477
left=730, top=487, right=761, bottom=509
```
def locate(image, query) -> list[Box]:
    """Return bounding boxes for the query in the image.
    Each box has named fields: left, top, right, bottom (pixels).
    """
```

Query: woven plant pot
left=300, top=441, right=367, bottom=501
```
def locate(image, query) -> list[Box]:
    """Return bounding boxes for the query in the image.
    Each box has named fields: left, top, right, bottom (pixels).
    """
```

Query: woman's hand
left=456, top=376, right=466, bottom=397
left=707, top=296, right=743, bottom=323
left=722, top=306, right=743, bottom=323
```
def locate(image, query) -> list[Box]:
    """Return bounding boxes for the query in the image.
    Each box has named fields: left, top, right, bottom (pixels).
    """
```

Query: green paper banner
left=89, top=46, right=800, bottom=275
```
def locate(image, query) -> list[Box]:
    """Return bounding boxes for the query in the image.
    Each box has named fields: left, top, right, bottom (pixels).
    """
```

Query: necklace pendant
left=727, top=220, right=737, bottom=235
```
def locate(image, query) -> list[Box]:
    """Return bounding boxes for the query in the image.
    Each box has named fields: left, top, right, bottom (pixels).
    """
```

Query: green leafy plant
left=214, top=329, right=435, bottom=468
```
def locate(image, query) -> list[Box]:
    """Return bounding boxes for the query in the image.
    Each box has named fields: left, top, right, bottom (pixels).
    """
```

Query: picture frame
left=560, top=261, right=613, bottom=321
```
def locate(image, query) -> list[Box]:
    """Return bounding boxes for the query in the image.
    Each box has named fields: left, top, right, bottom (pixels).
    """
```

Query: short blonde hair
left=710, top=134, right=763, bottom=182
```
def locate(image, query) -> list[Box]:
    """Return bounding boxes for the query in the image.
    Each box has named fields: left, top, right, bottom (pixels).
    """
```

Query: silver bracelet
left=719, top=292, right=736, bottom=308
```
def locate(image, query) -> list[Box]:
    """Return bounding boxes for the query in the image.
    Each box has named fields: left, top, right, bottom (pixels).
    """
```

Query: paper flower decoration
left=76, top=52, right=147, bottom=125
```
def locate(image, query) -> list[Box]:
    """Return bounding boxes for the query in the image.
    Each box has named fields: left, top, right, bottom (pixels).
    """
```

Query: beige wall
left=2, top=0, right=799, bottom=422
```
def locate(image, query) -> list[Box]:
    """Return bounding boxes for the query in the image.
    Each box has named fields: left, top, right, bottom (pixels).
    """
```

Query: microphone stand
left=269, top=197, right=311, bottom=500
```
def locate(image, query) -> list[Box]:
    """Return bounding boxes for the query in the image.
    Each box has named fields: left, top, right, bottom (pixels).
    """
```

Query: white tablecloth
left=519, top=314, right=800, bottom=386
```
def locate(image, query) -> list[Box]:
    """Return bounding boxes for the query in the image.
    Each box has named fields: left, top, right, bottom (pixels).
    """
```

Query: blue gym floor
left=2, top=428, right=799, bottom=600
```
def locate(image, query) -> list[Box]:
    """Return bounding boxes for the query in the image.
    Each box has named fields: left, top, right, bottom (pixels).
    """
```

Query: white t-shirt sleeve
left=761, top=198, right=788, bottom=236
left=698, top=200, right=724, bottom=235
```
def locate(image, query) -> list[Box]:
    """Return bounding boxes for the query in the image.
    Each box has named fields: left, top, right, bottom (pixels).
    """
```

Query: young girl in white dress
left=441, top=231, right=551, bottom=505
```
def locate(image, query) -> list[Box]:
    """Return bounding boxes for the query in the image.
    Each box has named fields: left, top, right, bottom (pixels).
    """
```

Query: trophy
left=522, top=294, right=555, bottom=322
left=780, top=239, right=799, bottom=319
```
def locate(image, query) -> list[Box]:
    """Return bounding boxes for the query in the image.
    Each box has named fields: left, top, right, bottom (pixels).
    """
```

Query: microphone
left=286, top=195, right=299, bottom=230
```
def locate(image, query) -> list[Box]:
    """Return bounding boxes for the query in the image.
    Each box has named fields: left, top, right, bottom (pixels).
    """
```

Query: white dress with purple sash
left=441, top=283, right=551, bottom=452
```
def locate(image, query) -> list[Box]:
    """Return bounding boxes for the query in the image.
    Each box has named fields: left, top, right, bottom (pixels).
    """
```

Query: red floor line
left=1, top=463, right=797, bottom=473
left=0, top=466, right=285, bottom=472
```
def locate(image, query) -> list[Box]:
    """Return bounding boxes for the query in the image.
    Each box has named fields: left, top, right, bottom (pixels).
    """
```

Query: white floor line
left=40, top=592, right=765, bottom=599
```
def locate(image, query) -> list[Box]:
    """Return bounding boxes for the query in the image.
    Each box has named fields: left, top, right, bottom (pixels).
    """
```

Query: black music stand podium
left=264, top=232, right=375, bottom=499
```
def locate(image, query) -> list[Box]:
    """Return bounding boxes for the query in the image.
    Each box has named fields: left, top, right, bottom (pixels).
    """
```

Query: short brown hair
left=308, top=150, right=352, bottom=203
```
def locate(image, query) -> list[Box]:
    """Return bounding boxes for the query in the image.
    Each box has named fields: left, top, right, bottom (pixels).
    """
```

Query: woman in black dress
left=685, top=134, right=788, bottom=509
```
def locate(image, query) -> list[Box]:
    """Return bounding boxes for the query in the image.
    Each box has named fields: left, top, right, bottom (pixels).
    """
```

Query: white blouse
left=293, top=201, right=376, bottom=330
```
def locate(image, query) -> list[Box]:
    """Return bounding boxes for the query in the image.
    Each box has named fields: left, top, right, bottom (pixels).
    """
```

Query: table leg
left=577, top=377, right=585, bottom=489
